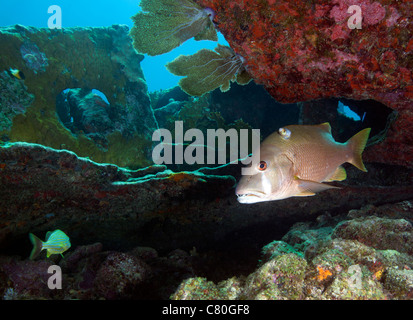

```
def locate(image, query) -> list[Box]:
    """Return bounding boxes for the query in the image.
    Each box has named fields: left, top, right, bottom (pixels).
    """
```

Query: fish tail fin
left=347, top=128, right=371, bottom=172
left=29, top=233, right=43, bottom=260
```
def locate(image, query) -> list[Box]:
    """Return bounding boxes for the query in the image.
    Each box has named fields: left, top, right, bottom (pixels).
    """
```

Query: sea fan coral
left=166, top=44, right=252, bottom=96
left=130, top=0, right=217, bottom=56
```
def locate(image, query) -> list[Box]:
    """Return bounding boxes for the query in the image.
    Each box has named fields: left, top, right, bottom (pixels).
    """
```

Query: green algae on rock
left=169, top=203, right=413, bottom=300
left=0, top=71, right=34, bottom=132
left=332, top=216, right=413, bottom=255
left=171, top=277, right=225, bottom=300
left=323, top=264, right=386, bottom=300
left=242, top=253, right=307, bottom=300
left=0, top=24, right=157, bottom=168
left=384, top=268, right=413, bottom=299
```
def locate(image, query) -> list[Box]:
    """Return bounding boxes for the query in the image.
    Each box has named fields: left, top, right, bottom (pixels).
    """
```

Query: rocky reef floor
left=0, top=142, right=412, bottom=300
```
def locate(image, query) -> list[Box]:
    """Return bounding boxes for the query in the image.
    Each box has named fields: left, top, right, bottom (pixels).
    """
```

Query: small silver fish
left=337, top=101, right=361, bottom=121
left=29, top=229, right=71, bottom=260
left=236, top=123, right=371, bottom=203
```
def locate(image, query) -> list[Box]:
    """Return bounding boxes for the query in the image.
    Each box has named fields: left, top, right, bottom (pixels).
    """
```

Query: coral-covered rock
left=195, top=0, right=413, bottom=168
left=0, top=142, right=238, bottom=252
left=94, top=252, right=150, bottom=299
left=128, top=247, right=159, bottom=262
left=171, top=277, right=224, bottom=300
left=384, top=268, right=413, bottom=299
left=0, top=256, right=59, bottom=299
left=347, top=201, right=413, bottom=221
left=0, top=71, right=34, bottom=132
left=259, top=241, right=303, bottom=265
left=56, top=86, right=157, bottom=152
left=0, top=200, right=412, bottom=299
left=171, top=276, right=243, bottom=300
left=20, top=40, right=49, bottom=74
left=196, top=0, right=412, bottom=110
left=323, top=264, right=386, bottom=299
left=60, top=242, right=103, bottom=273
left=311, top=247, right=353, bottom=276
left=170, top=202, right=413, bottom=300
left=242, top=253, right=307, bottom=300
left=332, top=216, right=413, bottom=254
left=0, top=24, right=156, bottom=168
left=281, top=222, right=334, bottom=260
left=56, top=89, right=114, bottom=149
left=363, top=108, right=413, bottom=168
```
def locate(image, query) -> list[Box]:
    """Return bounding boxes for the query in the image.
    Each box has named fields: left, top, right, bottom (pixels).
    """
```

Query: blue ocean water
left=0, top=0, right=228, bottom=92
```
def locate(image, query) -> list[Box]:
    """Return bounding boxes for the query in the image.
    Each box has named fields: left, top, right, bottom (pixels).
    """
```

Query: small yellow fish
left=29, top=229, right=71, bottom=260
left=236, top=123, right=371, bottom=203
left=9, top=68, right=25, bottom=80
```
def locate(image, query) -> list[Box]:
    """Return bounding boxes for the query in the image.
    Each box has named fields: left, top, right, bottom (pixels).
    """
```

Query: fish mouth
left=236, top=191, right=266, bottom=204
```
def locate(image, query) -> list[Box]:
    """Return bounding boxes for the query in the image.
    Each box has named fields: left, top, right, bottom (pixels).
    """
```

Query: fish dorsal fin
left=45, top=231, right=53, bottom=241
left=325, top=166, right=347, bottom=182
left=317, top=122, right=332, bottom=134
left=295, top=177, right=340, bottom=196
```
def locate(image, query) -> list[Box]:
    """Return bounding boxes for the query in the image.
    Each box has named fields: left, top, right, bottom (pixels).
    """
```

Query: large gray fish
left=236, top=123, right=371, bottom=203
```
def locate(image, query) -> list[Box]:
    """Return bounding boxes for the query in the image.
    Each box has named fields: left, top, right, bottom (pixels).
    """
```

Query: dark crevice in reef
left=299, top=98, right=394, bottom=144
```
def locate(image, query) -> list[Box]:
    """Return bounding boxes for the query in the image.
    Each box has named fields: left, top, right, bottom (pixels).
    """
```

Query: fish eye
left=258, top=161, right=267, bottom=171
left=278, top=127, right=291, bottom=139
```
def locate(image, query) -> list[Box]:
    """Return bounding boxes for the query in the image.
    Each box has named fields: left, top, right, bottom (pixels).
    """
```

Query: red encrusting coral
left=196, top=0, right=412, bottom=109
left=195, top=0, right=413, bottom=167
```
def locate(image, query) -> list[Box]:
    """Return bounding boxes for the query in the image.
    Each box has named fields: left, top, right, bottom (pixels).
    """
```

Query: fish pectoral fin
left=325, top=166, right=347, bottom=182
left=295, top=177, right=340, bottom=195
left=295, top=190, right=316, bottom=197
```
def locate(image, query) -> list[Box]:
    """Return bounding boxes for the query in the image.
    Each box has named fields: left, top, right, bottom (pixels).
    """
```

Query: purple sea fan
left=130, top=0, right=218, bottom=56
left=20, top=41, right=49, bottom=73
